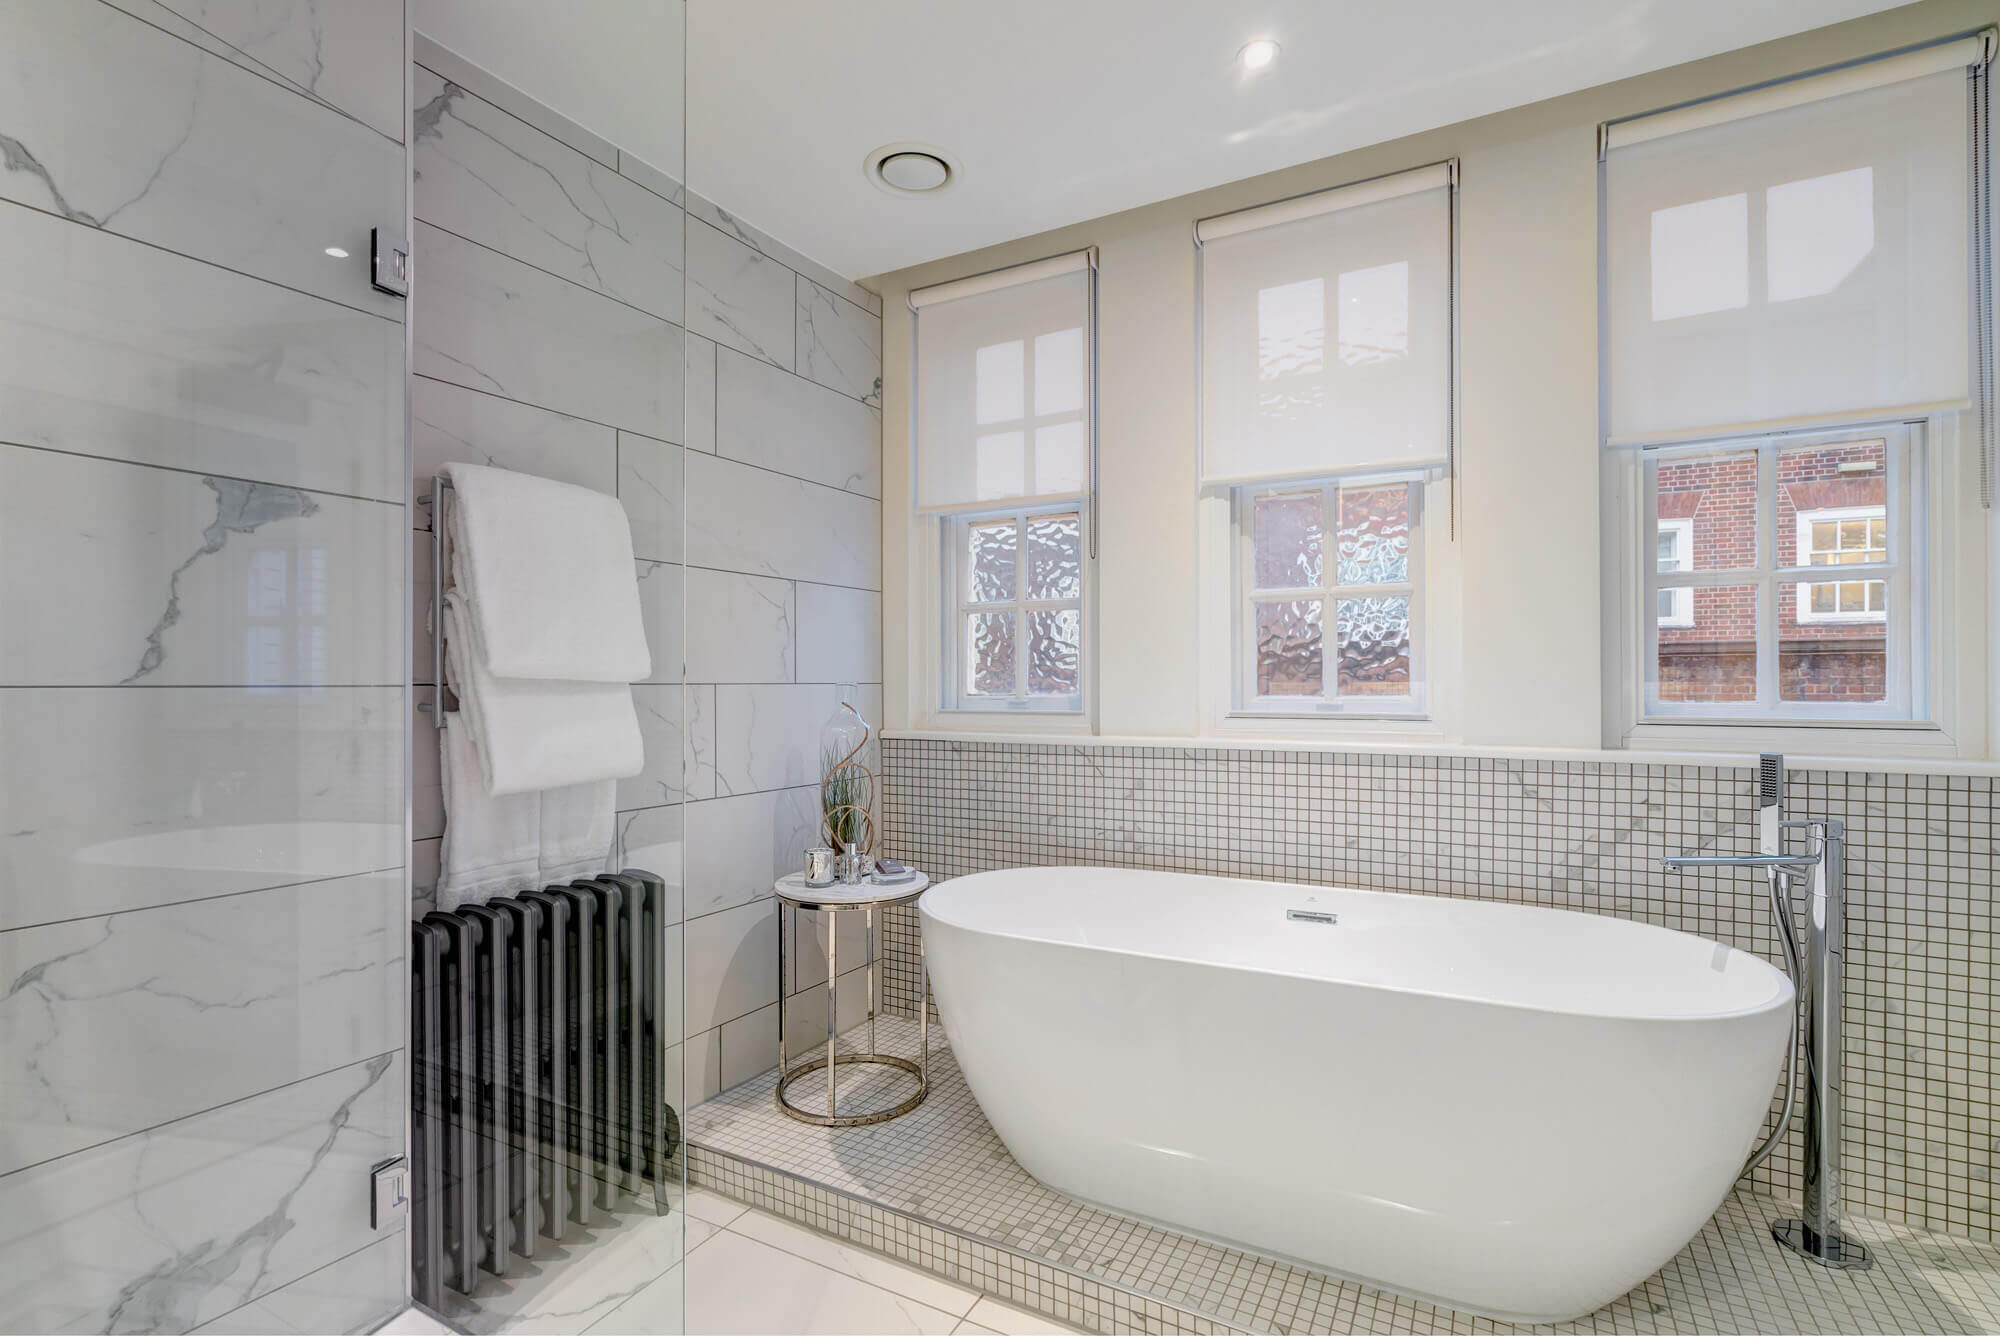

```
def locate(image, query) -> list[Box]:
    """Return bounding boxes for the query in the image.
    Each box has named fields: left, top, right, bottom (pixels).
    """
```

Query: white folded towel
left=441, top=462, right=650, bottom=683
left=443, top=594, right=644, bottom=797
left=437, top=724, right=615, bottom=911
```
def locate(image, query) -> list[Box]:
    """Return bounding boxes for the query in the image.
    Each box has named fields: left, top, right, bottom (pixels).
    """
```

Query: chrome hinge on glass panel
left=372, top=227, right=410, bottom=298
left=371, top=1156, right=410, bottom=1230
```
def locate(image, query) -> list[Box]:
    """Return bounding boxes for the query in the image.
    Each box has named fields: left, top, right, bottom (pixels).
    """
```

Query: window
left=1644, top=426, right=1920, bottom=720
left=1237, top=477, right=1422, bottom=712
left=912, top=250, right=1095, bottom=717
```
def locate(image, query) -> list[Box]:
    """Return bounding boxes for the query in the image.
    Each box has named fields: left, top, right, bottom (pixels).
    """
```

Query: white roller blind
left=913, top=252, right=1093, bottom=512
left=1197, top=163, right=1454, bottom=488
left=1604, top=56, right=1977, bottom=446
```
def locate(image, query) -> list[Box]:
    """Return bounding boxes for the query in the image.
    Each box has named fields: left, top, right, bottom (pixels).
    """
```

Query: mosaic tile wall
left=877, top=737, right=1997, bottom=1243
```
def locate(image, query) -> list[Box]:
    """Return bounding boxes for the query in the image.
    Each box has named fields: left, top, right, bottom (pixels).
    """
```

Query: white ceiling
left=420, top=1, right=1907, bottom=284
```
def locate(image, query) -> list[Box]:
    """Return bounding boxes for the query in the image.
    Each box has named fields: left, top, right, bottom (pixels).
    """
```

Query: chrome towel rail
left=419, top=472, right=455, bottom=727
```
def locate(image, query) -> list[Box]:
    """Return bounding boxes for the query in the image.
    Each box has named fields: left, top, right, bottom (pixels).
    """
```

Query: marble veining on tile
left=796, top=274, right=884, bottom=406
left=685, top=451, right=882, bottom=590
left=687, top=218, right=798, bottom=371
left=154, top=0, right=406, bottom=142
left=715, top=345, right=882, bottom=497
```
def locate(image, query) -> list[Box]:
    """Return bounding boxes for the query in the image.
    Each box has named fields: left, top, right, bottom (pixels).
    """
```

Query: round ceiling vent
left=865, top=142, right=957, bottom=196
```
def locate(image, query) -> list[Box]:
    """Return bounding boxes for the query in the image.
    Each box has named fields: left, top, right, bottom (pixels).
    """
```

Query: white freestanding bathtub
left=919, top=866, right=1793, bottom=1323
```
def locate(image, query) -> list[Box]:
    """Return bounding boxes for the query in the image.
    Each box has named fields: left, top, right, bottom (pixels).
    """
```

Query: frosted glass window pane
left=966, top=521, right=1016, bottom=603
left=1034, top=327, right=1083, bottom=415
left=1258, top=278, right=1325, bottom=381
left=1336, top=486, right=1409, bottom=584
left=1255, top=599, right=1321, bottom=697
left=1767, top=167, right=1874, bottom=302
left=966, top=612, right=1016, bottom=696
left=1650, top=194, right=1748, bottom=320
left=1027, top=609, right=1081, bottom=695
left=1337, top=262, right=1408, bottom=365
left=974, top=431, right=1024, bottom=501
left=1033, top=422, right=1085, bottom=495
left=1252, top=492, right=1322, bottom=589
left=1336, top=597, right=1410, bottom=696
left=1658, top=584, right=1759, bottom=703
left=1025, top=513, right=1082, bottom=601
left=974, top=340, right=1023, bottom=424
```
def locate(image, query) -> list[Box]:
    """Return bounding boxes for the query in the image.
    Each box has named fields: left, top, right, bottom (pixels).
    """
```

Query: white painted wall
left=873, top=0, right=1998, bottom=758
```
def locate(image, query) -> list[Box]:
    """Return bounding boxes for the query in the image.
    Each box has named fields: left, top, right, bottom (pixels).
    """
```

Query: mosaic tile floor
left=688, top=1017, right=2000, bottom=1335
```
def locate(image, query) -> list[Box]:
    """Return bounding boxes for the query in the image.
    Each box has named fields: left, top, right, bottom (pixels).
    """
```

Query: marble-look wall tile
left=0, top=1053, right=402, bottom=1334
left=1, top=0, right=403, bottom=318
left=158, top=0, right=407, bottom=142
left=412, top=375, right=618, bottom=523
left=413, top=68, right=684, bottom=323
left=414, top=34, right=617, bottom=171
left=715, top=346, right=882, bottom=497
left=686, top=569, right=794, bottom=684
left=636, top=560, right=686, bottom=687
left=192, top=1233, right=407, bottom=1336
left=619, top=433, right=685, bottom=564
left=618, top=683, right=712, bottom=811
left=0, top=204, right=403, bottom=501
left=685, top=452, right=882, bottom=591
left=713, top=684, right=885, bottom=797
left=0, top=870, right=404, bottom=1173
left=0, top=446, right=402, bottom=687
left=685, top=334, right=718, bottom=455
left=687, top=219, right=797, bottom=371
left=617, top=152, right=684, bottom=208
left=718, top=1000, right=781, bottom=1093
left=0, top=686, right=403, bottom=931
left=684, top=786, right=819, bottom=920
left=614, top=805, right=686, bottom=916
left=413, top=222, right=683, bottom=440
left=414, top=688, right=443, bottom=839
left=684, top=897, right=778, bottom=1033
left=686, top=190, right=882, bottom=318
left=796, top=584, right=884, bottom=685
left=789, top=908, right=871, bottom=995
left=795, top=276, right=883, bottom=406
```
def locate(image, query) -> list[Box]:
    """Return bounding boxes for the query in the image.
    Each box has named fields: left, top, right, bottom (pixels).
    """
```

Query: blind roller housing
left=1604, top=64, right=1972, bottom=445
left=914, top=262, right=1091, bottom=512
left=1198, top=168, right=1453, bottom=487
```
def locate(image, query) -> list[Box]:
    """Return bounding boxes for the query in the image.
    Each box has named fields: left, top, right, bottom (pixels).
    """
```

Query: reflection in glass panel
left=1033, top=327, right=1083, bottom=415
left=1767, top=167, right=1874, bottom=302
left=1255, top=599, right=1322, bottom=697
left=1652, top=449, right=1757, bottom=570
left=1336, top=485, right=1409, bottom=585
left=1033, top=421, right=1085, bottom=494
left=966, top=611, right=1016, bottom=695
left=1335, top=597, right=1410, bottom=696
left=1024, top=513, right=1082, bottom=601
left=1650, top=193, right=1748, bottom=320
left=1781, top=581, right=1886, bottom=702
left=1657, top=584, right=1758, bottom=703
left=966, top=521, right=1017, bottom=602
left=974, top=430, right=1024, bottom=499
left=1027, top=609, right=1081, bottom=696
left=1257, top=277, right=1324, bottom=381
left=974, top=339, right=1024, bottom=424
left=1335, top=261, right=1409, bottom=366
left=1252, top=492, right=1322, bottom=590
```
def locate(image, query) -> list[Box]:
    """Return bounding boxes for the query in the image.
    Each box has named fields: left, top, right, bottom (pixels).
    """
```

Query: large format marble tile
left=636, top=560, right=686, bottom=687
left=796, top=276, right=884, bottom=407
left=617, top=683, right=710, bottom=811
left=683, top=786, right=819, bottom=919
left=685, top=452, right=881, bottom=590
left=415, top=67, right=683, bottom=323
left=0, top=870, right=404, bottom=1173
left=443, top=1202, right=697, bottom=1336
left=715, top=346, right=881, bottom=497
left=1, top=0, right=403, bottom=317
left=684, top=897, right=778, bottom=1033
left=612, top=805, right=685, bottom=917
left=156, top=0, right=407, bottom=142
left=193, top=1233, right=408, bottom=1335
left=686, top=569, right=794, bottom=684
left=684, top=1228, right=960, bottom=1335
left=796, top=584, right=884, bottom=686
left=712, top=684, right=884, bottom=797
left=685, top=334, right=718, bottom=455
left=0, top=203, right=403, bottom=500
left=686, top=190, right=881, bottom=317
left=688, top=218, right=796, bottom=371
left=0, top=686, right=403, bottom=931
left=414, top=222, right=683, bottom=440
left=412, top=375, right=619, bottom=519
left=0, top=446, right=402, bottom=687
left=619, top=433, right=685, bottom=564
left=414, top=33, right=616, bottom=171
left=0, top=1052, right=403, bottom=1334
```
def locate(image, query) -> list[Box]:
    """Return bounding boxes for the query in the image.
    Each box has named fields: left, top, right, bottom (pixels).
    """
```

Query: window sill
left=1622, top=719, right=1966, bottom=761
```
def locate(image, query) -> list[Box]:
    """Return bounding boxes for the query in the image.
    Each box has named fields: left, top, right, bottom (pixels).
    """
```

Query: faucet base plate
left=1772, top=1219, right=1874, bottom=1270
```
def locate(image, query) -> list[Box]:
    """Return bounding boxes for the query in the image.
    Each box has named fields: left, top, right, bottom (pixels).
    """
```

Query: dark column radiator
left=410, top=871, right=677, bottom=1306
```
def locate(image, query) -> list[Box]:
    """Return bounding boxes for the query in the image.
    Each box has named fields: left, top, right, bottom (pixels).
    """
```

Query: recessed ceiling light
left=1238, top=38, right=1279, bottom=72
left=324, top=246, right=349, bottom=258
left=865, top=142, right=959, bottom=197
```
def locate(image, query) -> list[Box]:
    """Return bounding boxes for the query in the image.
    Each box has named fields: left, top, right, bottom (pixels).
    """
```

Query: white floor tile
left=950, top=1324, right=1000, bottom=1336
left=582, top=1263, right=681, bottom=1335
left=727, top=1209, right=979, bottom=1317
left=961, top=1298, right=1083, bottom=1335
left=686, top=1229, right=960, bottom=1335
left=374, top=1308, right=456, bottom=1335
left=683, top=1186, right=750, bottom=1229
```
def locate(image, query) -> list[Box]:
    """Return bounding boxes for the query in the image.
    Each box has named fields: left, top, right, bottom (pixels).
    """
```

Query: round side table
left=773, top=870, right=931, bottom=1127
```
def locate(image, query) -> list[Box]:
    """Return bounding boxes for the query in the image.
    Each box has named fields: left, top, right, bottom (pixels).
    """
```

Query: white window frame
left=1794, top=504, right=1890, bottom=625
left=1632, top=419, right=1929, bottom=727
left=1229, top=471, right=1428, bottom=719
left=1655, top=517, right=1695, bottom=629
left=939, top=502, right=1087, bottom=715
